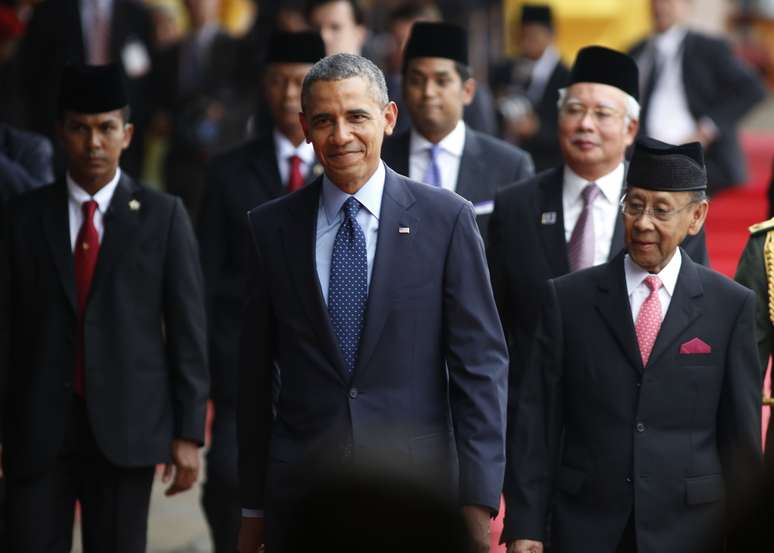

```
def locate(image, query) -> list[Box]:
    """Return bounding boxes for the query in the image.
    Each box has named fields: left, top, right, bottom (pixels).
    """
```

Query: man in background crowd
left=197, top=29, right=325, bottom=553
left=629, top=0, right=766, bottom=193
left=490, top=4, right=569, bottom=171
left=381, top=21, right=533, bottom=242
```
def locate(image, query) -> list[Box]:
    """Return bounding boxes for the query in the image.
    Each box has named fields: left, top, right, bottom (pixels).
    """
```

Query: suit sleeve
left=699, top=38, right=766, bottom=133
left=734, top=235, right=774, bottom=374
left=443, top=201, right=508, bottom=512
left=487, top=192, right=512, bottom=342
left=237, top=219, right=275, bottom=510
left=513, top=149, right=535, bottom=184
left=502, top=279, right=564, bottom=543
left=718, top=289, right=763, bottom=531
left=163, top=199, right=209, bottom=444
left=0, top=202, right=11, bottom=443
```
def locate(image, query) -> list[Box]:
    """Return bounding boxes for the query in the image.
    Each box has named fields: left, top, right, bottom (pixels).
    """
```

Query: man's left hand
left=462, top=505, right=492, bottom=553
left=163, top=439, right=200, bottom=496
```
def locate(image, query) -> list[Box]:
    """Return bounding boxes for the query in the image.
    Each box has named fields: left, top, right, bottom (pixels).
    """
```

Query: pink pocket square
left=680, top=338, right=712, bottom=354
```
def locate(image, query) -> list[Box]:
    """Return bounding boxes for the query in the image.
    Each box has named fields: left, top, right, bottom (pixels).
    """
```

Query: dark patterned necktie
left=568, top=183, right=600, bottom=272
left=327, top=197, right=368, bottom=374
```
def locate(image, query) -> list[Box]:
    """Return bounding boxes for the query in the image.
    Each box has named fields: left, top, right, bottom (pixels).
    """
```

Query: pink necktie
left=635, top=275, right=663, bottom=366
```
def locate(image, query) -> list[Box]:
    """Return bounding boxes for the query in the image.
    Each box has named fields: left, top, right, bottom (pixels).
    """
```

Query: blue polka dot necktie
left=328, top=197, right=368, bottom=375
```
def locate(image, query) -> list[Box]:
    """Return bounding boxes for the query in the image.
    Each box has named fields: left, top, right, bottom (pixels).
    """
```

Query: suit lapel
left=606, top=168, right=627, bottom=260
left=387, top=132, right=410, bottom=176
left=455, top=130, right=488, bottom=204
left=281, top=179, right=348, bottom=383
left=537, top=167, right=570, bottom=276
left=646, top=251, right=703, bottom=367
left=42, top=180, right=77, bottom=313
left=249, top=138, right=284, bottom=199
left=355, top=168, right=418, bottom=377
left=89, top=175, right=142, bottom=302
left=594, top=252, right=644, bottom=372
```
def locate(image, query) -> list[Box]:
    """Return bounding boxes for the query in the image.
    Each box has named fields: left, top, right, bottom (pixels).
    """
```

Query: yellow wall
left=504, top=0, right=654, bottom=63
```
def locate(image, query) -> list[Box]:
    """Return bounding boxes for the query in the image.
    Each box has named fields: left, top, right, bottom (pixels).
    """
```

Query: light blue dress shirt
left=316, top=161, right=384, bottom=304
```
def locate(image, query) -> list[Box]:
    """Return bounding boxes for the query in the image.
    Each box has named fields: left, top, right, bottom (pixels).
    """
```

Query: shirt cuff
left=241, top=508, right=264, bottom=518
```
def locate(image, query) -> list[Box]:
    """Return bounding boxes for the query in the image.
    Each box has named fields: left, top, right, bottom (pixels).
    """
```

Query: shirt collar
left=410, top=119, right=466, bottom=158
left=273, top=129, right=316, bottom=165
left=322, top=161, right=385, bottom=225
left=66, top=168, right=122, bottom=214
left=624, top=247, right=682, bottom=298
left=653, top=25, right=687, bottom=55
left=563, top=163, right=625, bottom=205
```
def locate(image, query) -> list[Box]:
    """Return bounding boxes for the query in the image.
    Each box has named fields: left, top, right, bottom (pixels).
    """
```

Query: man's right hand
left=238, top=516, right=265, bottom=553
left=508, top=539, right=544, bottom=553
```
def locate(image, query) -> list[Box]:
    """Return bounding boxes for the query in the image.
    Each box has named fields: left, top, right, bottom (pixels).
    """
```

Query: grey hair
left=301, top=53, right=389, bottom=112
left=557, top=87, right=641, bottom=124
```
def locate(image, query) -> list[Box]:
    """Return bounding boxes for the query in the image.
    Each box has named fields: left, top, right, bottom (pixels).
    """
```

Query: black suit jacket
left=488, top=166, right=709, bottom=384
left=490, top=57, right=570, bottom=172
left=198, top=134, right=320, bottom=403
left=630, top=31, right=766, bottom=189
left=0, top=124, right=53, bottom=205
left=0, top=174, right=209, bottom=479
left=238, top=167, right=508, bottom=547
left=380, top=127, right=534, bottom=242
left=503, top=250, right=762, bottom=553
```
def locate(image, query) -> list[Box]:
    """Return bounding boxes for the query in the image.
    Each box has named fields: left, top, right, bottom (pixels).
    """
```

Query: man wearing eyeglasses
left=489, top=45, right=709, bottom=550
left=505, top=137, right=761, bottom=553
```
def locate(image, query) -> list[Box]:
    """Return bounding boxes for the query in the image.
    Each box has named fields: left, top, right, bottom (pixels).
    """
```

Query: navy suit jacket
left=381, top=127, right=534, bottom=242
left=503, top=250, right=762, bottom=553
left=238, top=166, right=508, bottom=542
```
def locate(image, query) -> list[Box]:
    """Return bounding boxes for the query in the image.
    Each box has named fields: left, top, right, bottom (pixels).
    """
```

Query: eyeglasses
left=559, top=102, right=625, bottom=126
left=619, top=197, right=698, bottom=222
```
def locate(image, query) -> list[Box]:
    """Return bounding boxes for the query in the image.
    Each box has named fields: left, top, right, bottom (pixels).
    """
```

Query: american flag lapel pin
left=399, top=226, right=410, bottom=235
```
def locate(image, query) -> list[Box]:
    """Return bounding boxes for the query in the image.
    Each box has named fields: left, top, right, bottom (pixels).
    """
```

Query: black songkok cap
left=403, top=22, right=468, bottom=68
left=265, top=31, right=326, bottom=65
left=627, top=137, right=707, bottom=192
left=58, top=63, right=128, bottom=114
left=569, top=45, right=639, bottom=101
left=521, top=5, right=553, bottom=29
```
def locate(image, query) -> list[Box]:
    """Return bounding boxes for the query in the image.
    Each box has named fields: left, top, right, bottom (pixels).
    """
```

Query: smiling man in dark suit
left=237, top=52, right=508, bottom=553
left=381, top=22, right=533, bottom=242
left=0, top=64, right=208, bottom=553
left=505, top=138, right=762, bottom=553
left=197, top=30, right=326, bottom=553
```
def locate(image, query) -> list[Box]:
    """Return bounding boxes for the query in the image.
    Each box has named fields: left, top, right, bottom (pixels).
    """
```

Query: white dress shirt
left=241, top=162, right=385, bottom=518
left=67, top=169, right=121, bottom=252
left=624, top=248, right=682, bottom=324
left=562, top=163, right=624, bottom=266
left=408, top=120, right=466, bottom=192
left=273, top=130, right=316, bottom=187
left=642, top=25, right=697, bottom=144
left=526, top=46, right=561, bottom=104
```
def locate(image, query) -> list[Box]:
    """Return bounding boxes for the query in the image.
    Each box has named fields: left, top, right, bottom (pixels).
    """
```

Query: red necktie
left=74, top=200, right=101, bottom=397
left=635, top=275, right=663, bottom=366
left=288, top=155, right=304, bottom=192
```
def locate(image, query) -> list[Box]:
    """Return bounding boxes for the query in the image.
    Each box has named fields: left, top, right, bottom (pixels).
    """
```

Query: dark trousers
left=202, top=401, right=241, bottom=553
left=5, top=397, right=155, bottom=553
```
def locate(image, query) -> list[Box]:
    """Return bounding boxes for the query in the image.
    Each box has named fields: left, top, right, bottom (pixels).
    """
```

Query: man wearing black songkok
left=197, top=30, right=326, bottom=553
left=381, top=22, right=534, bottom=242
left=505, top=137, right=762, bottom=553
left=0, top=64, right=209, bottom=553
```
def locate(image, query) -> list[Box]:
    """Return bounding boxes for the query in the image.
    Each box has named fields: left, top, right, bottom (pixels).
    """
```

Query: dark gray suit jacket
left=380, top=127, right=534, bottom=242
left=503, top=251, right=762, bottom=553
left=238, top=166, right=508, bottom=548
left=0, top=124, right=53, bottom=205
left=0, top=175, right=209, bottom=478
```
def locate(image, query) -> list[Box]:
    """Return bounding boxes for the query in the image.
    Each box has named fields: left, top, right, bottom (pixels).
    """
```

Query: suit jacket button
left=636, top=422, right=645, bottom=433
left=349, top=388, right=358, bottom=399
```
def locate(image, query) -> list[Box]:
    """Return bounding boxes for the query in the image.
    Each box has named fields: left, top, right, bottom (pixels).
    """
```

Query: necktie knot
left=429, top=143, right=440, bottom=162
left=82, top=200, right=98, bottom=221
left=289, top=154, right=301, bottom=170
left=581, top=183, right=600, bottom=205
left=342, top=197, right=361, bottom=221
left=644, top=275, right=662, bottom=292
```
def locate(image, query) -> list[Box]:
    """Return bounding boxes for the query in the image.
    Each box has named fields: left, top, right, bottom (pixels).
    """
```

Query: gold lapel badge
left=312, top=164, right=324, bottom=176
left=129, top=199, right=141, bottom=211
